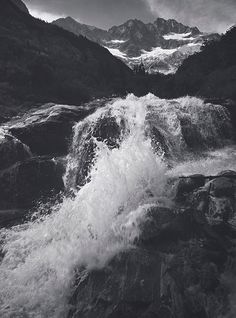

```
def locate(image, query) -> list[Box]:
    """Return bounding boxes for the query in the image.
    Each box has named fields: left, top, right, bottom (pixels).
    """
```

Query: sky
left=24, top=0, right=236, bottom=33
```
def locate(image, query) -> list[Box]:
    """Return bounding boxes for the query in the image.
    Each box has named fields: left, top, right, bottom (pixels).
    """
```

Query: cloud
left=28, top=8, right=62, bottom=22
left=24, top=0, right=155, bottom=29
left=143, top=0, right=236, bottom=32
left=24, top=0, right=236, bottom=32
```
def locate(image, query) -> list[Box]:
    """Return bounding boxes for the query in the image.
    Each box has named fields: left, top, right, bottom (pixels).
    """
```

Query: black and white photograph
left=0, top=0, right=236, bottom=317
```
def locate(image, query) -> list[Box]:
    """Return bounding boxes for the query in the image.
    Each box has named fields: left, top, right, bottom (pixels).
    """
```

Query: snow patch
left=131, top=47, right=178, bottom=61
left=104, top=47, right=127, bottom=59
left=163, top=32, right=196, bottom=41
left=107, top=39, right=127, bottom=44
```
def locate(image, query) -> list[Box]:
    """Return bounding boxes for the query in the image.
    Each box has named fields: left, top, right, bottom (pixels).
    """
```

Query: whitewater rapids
left=0, top=94, right=235, bottom=317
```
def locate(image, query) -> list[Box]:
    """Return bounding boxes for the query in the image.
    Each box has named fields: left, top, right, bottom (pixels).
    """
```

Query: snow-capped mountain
left=53, top=17, right=220, bottom=74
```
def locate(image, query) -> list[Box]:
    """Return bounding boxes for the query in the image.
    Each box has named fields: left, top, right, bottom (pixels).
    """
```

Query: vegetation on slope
left=0, top=0, right=133, bottom=112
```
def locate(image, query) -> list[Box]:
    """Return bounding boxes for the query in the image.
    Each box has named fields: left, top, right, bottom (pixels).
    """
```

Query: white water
left=0, top=94, right=235, bottom=317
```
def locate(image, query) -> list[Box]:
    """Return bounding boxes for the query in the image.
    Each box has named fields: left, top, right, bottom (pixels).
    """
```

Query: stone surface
left=8, top=102, right=98, bottom=156
left=68, top=171, right=236, bottom=318
left=0, top=157, right=64, bottom=209
left=0, top=209, right=27, bottom=228
left=0, top=132, right=31, bottom=170
left=69, top=249, right=162, bottom=318
left=175, top=174, right=206, bottom=203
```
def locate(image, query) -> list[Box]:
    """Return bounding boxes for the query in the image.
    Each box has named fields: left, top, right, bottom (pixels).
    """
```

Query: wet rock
left=208, top=177, right=236, bottom=198
left=138, top=207, right=205, bottom=250
left=150, top=126, right=172, bottom=157
left=92, top=116, right=121, bottom=148
left=180, top=117, right=205, bottom=149
left=69, top=249, right=162, bottom=318
left=8, top=103, right=95, bottom=156
left=0, top=133, right=31, bottom=170
left=0, top=209, right=27, bottom=228
left=189, top=188, right=209, bottom=214
left=65, top=116, right=122, bottom=189
left=187, top=171, right=236, bottom=224
left=208, top=196, right=235, bottom=223
left=160, top=241, right=228, bottom=318
left=217, top=170, right=236, bottom=178
left=69, top=205, right=232, bottom=318
left=138, top=207, right=174, bottom=246
left=0, top=157, right=64, bottom=209
left=175, top=174, right=206, bottom=203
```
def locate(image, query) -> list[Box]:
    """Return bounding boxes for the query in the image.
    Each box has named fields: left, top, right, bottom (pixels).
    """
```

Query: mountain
left=10, top=0, right=29, bottom=14
left=53, top=17, right=220, bottom=74
left=172, top=26, right=236, bottom=101
left=144, top=25, right=236, bottom=106
left=54, top=16, right=110, bottom=43
left=0, top=0, right=133, bottom=110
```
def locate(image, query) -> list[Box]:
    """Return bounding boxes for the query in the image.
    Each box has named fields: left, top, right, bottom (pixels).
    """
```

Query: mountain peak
left=64, top=16, right=77, bottom=23
left=153, top=17, right=201, bottom=35
left=53, top=15, right=219, bottom=74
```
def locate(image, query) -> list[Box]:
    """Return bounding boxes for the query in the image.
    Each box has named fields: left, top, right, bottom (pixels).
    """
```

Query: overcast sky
left=24, top=0, right=236, bottom=33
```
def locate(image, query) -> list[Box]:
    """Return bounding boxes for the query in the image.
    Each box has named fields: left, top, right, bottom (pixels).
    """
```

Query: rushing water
left=0, top=94, right=235, bottom=317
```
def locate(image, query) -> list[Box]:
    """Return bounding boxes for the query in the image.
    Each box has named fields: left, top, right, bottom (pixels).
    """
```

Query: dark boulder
left=8, top=103, right=96, bottom=156
left=0, top=157, right=64, bottom=209
left=0, top=133, right=31, bottom=170
left=69, top=249, right=162, bottom=318
left=175, top=174, right=206, bottom=203
left=65, top=115, right=122, bottom=189
left=208, top=177, right=235, bottom=198
left=0, top=209, right=27, bottom=228
left=217, top=170, right=236, bottom=177
left=68, top=171, right=236, bottom=318
left=187, top=171, right=236, bottom=223
left=180, top=117, right=205, bottom=149
left=138, top=207, right=175, bottom=246
left=68, top=202, right=232, bottom=318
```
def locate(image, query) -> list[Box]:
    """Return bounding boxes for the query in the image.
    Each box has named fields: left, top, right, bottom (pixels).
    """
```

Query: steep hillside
left=53, top=16, right=219, bottom=74
left=0, top=0, right=133, bottom=111
left=173, top=26, right=236, bottom=101
left=54, top=17, right=110, bottom=43
left=10, top=0, right=29, bottom=13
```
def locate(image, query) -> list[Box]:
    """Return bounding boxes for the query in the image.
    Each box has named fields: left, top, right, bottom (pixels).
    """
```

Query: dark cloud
left=24, top=0, right=155, bottom=29
left=145, top=0, right=236, bottom=33
left=24, top=0, right=236, bottom=32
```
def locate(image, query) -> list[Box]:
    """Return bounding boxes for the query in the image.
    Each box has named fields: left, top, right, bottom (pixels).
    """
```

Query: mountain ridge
left=10, top=0, right=29, bottom=14
left=53, top=16, right=220, bottom=74
left=0, top=0, right=133, bottom=110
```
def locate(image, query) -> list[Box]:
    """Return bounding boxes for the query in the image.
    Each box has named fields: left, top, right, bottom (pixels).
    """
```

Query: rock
left=208, top=197, right=235, bottom=223
left=175, top=174, right=206, bottom=203
left=138, top=207, right=175, bottom=246
left=160, top=242, right=228, bottom=318
left=0, top=132, right=31, bottom=170
left=0, top=157, right=64, bottom=209
left=217, top=170, right=236, bottom=177
left=68, top=205, right=232, bottom=318
left=8, top=102, right=96, bottom=156
left=69, top=249, right=162, bottom=318
left=180, top=117, right=206, bottom=149
left=189, top=188, right=209, bottom=214
left=208, top=177, right=236, bottom=198
left=65, top=115, right=122, bottom=189
left=0, top=209, right=27, bottom=228
left=187, top=171, right=236, bottom=224
left=92, top=116, right=121, bottom=148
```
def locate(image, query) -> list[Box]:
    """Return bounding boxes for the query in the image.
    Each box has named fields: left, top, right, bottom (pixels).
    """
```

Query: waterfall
left=0, top=94, right=234, bottom=317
